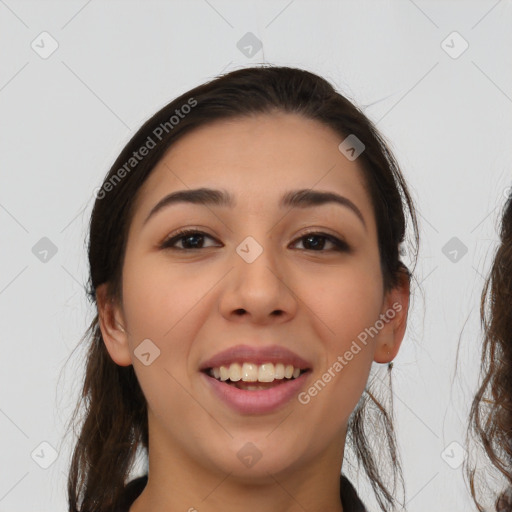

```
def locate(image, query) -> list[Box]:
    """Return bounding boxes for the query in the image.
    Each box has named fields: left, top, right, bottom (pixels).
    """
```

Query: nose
left=218, top=240, right=298, bottom=325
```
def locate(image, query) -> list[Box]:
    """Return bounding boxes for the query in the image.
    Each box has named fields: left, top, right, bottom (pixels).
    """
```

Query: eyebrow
left=143, top=187, right=366, bottom=229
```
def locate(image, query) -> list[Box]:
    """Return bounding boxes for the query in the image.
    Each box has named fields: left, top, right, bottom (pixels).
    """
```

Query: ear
left=373, top=270, right=410, bottom=364
left=96, top=283, right=132, bottom=366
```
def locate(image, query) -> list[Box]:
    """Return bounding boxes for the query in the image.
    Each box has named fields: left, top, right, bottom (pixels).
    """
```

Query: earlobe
left=373, top=272, right=410, bottom=364
left=96, top=283, right=132, bottom=367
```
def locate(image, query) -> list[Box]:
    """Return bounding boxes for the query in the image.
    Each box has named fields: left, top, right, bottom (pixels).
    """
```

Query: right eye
left=159, top=229, right=221, bottom=251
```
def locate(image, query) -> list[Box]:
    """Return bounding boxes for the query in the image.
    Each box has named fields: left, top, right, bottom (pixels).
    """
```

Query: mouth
left=201, top=363, right=310, bottom=391
left=198, top=344, right=313, bottom=413
left=200, top=363, right=312, bottom=414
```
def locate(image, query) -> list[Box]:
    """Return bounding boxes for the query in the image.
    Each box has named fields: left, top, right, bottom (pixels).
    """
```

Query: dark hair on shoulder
left=467, top=194, right=512, bottom=511
left=64, top=65, right=419, bottom=512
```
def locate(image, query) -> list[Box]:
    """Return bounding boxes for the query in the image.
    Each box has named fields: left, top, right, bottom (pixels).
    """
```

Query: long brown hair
left=64, top=65, right=419, bottom=512
left=467, top=194, right=512, bottom=510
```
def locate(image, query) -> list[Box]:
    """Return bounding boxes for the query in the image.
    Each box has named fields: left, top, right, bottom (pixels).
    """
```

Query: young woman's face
left=100, top=112, right=408, bottom=481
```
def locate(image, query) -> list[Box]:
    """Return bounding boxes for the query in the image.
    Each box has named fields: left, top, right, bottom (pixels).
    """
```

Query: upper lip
left=199, top=344, right=312, bottom=371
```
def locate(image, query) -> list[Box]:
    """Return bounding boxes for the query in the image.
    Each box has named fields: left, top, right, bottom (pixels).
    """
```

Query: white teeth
left=242, top=362, right=258, bottom=382
left=219, top=366, right=230, bottom=381
left=258, top=363, right=274, bottom=382
left=209, top=362, right=304, bottom=383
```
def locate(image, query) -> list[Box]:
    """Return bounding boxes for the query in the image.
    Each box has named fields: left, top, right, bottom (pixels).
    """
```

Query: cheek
left=307, top=261, right=384, bottom=340
left=303, top=261, right=383, bottom=392
left=121, top=252, right=211, bottom=340
left=295, top=270, right=381, bottom=452
left=120, top=256, right=207, bottom=417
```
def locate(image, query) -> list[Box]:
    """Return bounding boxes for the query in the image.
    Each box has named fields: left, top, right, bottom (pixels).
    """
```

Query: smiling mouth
left=202, top=365, right=310, bottom=391
left=200, top=363, right=312, bottom=414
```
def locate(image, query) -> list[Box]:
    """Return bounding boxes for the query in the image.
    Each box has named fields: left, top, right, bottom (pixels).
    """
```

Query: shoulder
left=340, top=474, right=368, bottom=512
left=113, top=475, right=148, bottom=512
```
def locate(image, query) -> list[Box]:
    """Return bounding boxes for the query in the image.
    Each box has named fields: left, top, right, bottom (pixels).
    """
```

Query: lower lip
left=201, top=371, right=310, bottom=414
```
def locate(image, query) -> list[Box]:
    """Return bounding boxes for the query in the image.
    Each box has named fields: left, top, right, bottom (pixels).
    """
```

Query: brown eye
left=159, top=229, right=350, bottom=253
left=291, top=232, right=351, bottom=252
left=160, top=229, right=219, bottom=250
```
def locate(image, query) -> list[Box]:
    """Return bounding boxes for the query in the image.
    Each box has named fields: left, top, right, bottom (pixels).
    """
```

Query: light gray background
left=1, top=1, right=511, bottom=510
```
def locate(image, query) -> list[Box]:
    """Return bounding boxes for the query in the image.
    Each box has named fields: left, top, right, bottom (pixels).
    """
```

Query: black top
left=115, top=474, right=367, bottom=511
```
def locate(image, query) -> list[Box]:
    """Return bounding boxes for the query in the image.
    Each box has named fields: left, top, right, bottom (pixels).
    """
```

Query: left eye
left=293, top=232, right=349, bottom=252
left=160, top=229, right=350, bottom=252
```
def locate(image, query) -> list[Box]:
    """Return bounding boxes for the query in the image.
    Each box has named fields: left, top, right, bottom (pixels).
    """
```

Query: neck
left=130, top=413, right=347, bottom=512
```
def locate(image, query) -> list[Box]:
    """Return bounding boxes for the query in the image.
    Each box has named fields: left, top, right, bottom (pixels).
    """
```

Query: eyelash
left=159, top=228, right=350, bottom=253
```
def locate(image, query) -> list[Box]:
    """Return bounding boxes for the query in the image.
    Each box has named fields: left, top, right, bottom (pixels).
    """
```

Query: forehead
left=132, top=113, right=374, bottom=226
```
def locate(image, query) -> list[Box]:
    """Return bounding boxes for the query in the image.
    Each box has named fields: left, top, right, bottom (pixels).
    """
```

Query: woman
left=65, top=65, right=419, bottom=512
left=468, top=194, right=512, bottom=511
